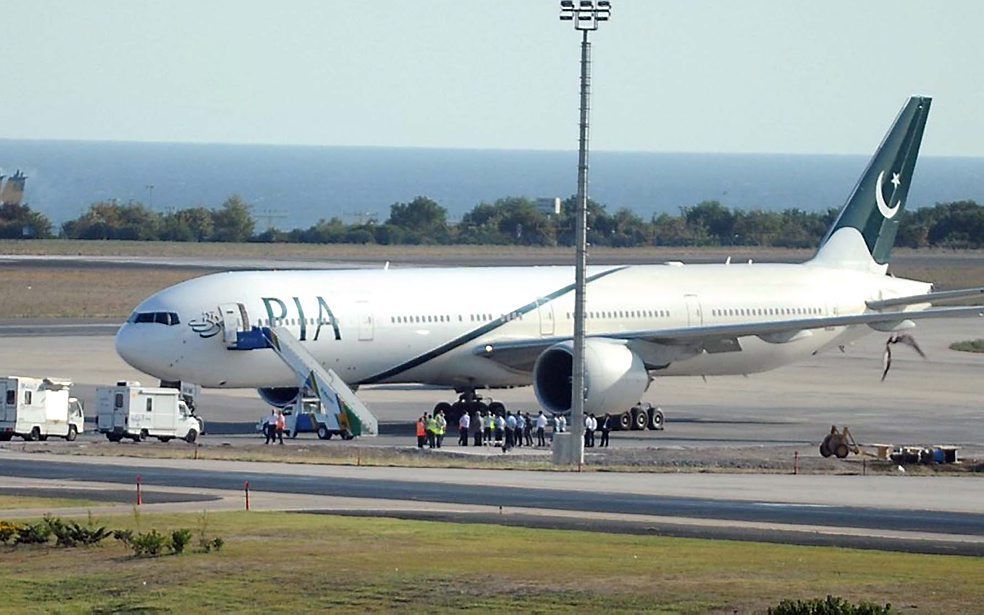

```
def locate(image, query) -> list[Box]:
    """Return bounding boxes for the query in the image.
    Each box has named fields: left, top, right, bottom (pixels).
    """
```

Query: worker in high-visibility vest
left=435, top=410, right=447, bottom=448
left=415, top=416, right=427, bottom=448
left=425, top=413, right=437, bottom=448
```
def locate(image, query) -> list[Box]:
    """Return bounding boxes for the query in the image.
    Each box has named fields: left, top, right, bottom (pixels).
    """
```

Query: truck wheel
left=0, top=433, right=12, bottom=442
left=38, top=434, right=48, bottom=442
left=106, top=433, right=122, bottom=443
left=140, top=429, right=149, bottom=441
left=648, top=408, right=665, bottom=431
left=65, top=425, right=78, bottom=442
left=317, top=425, right=330, bottom=440
left=25, top=427, right=40, bottom=442
left=341, top=432, right=354, bottom=441
left=184, top=429, right=198, bottom=444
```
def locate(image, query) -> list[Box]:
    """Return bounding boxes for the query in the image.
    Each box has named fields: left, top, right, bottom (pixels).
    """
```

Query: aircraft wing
left=866, top=286, right=984, bottom=310
left=476, top=305, right=984, bottom=372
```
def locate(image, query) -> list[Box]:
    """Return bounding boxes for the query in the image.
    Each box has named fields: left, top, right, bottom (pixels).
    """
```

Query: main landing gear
left=612, top=403, right=665, bottom=432
left=434, top=390, right=507, bottom=424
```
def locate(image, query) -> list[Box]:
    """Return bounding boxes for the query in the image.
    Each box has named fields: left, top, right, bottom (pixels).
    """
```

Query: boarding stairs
left=232, top=326, right=378, bottom=437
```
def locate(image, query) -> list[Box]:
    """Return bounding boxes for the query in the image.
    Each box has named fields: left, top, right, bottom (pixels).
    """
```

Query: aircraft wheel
left=834, top=442, right=850, bottom=459
left=65, top=425, right=78, bottom=442
left=630, top=407, right=647, bottom=431
left=473, top=401, right=490, bottom=415
left=616, top=412, right=631, bottom=431
left=317, top=425, right=330, bottom=440
left=819, top=435, right=832, bottom=458
left=648, top=407, right=665, bottom=431
left=488, top=401, right=506, bottom=416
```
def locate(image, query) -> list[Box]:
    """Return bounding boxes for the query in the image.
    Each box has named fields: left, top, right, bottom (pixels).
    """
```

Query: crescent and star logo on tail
left=875, top=170, right=903, bottom=219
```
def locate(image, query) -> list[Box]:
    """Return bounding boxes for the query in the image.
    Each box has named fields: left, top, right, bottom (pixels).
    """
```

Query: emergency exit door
left=683, top=294, right=703, bottom=327
left=537, top=299, right=555, bottom=336
left=219, top=303, right=249, bottom=347
left=356, top=300, right=374, bottom=341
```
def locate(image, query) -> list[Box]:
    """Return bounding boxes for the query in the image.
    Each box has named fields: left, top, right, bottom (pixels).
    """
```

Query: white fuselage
left=114, top=261, right=930, bottom=390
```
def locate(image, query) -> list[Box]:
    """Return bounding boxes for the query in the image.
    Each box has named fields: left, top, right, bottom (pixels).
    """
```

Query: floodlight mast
left=559, top=0, right=610, bottom=466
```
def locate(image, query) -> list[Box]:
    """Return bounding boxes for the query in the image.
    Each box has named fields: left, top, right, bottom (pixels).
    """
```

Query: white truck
left=0, top=376, right=84, bottom=442
left=96, top=382, right=204, bottom=443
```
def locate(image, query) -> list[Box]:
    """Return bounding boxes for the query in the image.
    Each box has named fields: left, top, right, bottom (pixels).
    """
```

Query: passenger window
left=146, top=398, right=153, bottom=412
left=24, top=391, right=32, bottom=405
left=115, top=393, right=123, bottom=408
left=6, top=390, right=15, bottom=405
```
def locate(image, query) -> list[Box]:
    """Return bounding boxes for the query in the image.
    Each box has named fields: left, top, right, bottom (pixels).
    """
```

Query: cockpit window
left=128, top=311, right=180, bottom=326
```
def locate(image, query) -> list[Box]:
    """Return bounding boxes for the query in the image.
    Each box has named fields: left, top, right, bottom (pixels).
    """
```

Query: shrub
left=0, top=521, right=22, bottom=543
left=769, top=595, right=892, bottom=615
left=44, top=515, right=111, bottom=547
left=170, top=529, right=192, bottom=554
left=129, top=529, right=168, bottom=557
left=14, top=521, right=51, bottom=545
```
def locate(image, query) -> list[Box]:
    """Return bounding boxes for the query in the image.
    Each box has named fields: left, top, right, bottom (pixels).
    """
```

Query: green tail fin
left=816, top=96, right=931, bottom=266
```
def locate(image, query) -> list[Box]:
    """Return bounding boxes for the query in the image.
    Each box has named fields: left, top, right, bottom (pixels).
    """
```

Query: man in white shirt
left=458, top=411, right=470, bottom=446
left=264, top=409, right=278, bottom=445
left=585, top=413, right=596, bottom=448
left=535, top=411, right=548, bottom=447
left=514, top=413, right=525, bottom=448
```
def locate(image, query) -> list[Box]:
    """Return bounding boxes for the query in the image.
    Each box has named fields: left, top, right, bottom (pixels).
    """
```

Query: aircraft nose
left=115, top=323, right=145, bottom=371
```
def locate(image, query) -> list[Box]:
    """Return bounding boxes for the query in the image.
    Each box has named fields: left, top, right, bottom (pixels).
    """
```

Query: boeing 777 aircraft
left=116, top=97, right=982, bottom=433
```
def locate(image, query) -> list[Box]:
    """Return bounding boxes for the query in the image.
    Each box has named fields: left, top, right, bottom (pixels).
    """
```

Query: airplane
left=115, top=96, right=983, bottom=435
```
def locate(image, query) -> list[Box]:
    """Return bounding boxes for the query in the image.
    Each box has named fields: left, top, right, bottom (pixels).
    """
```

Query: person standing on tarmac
left=504, top=412, right=517, bottom=451
left=483, top=411, right=494, bottom=446
left=514, top=413, right=525, bottom=448
left=599, top=413, right=612, bottom=448
left=472, top=410, right=483, bottom=446
left=458, top=410, right=470, bottom=446
left=523, top=412, right=534, bottom=446
left=416, top=415, right=427, bottom=448
left=435, top=410, right=447, bottom=448
left=584, top=413, right=596, bottom=448
left=494, top=413, right=506, bottom=447
left=264, top=409, right=278, bottom=445
left=536, top=411, right=547, bottom=447
left=275, top=409, right=287, bottom=445
left=425, top=413, right=436, bottom=448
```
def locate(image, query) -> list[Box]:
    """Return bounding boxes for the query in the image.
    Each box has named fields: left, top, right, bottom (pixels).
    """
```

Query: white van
left=96, top=382, right=204, bottom=443
left=0, top=376, right=84, bottom=442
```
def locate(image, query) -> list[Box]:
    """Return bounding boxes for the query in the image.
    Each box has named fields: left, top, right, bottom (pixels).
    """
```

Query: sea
left=1, top=139, right=983, bottom=229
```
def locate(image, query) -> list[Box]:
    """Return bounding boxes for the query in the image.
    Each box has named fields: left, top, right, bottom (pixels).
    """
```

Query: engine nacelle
left=257, top=386, right=301, bottom=408
left=533, top=339, right=650, bottom=415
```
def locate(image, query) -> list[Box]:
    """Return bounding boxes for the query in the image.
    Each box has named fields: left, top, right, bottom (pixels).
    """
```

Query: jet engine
left=533, top=339, right=650, bottom=415
left=257, top=386, right=301, bottom=408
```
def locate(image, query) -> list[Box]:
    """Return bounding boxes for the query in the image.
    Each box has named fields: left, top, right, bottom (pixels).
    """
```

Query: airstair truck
left=97, top=382, right=204, bottom=443
left=0, top=376, right=84, bottom=441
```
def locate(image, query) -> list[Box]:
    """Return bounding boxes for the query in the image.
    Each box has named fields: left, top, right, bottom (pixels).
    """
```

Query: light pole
left=559, top=0, right=610, bottom=465
left=146, top=184, right=155, bottom=210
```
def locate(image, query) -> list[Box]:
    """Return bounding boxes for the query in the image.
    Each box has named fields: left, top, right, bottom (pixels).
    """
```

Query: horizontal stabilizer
left=867, top=287, right=984, bottom=310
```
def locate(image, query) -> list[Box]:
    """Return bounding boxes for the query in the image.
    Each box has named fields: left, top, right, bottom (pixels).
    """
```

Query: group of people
left=415, top=408, right=613, bottom=450
left=262, top=409, right=287, bottom=445
left=582, top=413, right=613, bottom=448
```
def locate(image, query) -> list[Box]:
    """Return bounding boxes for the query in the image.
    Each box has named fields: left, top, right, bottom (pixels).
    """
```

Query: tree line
left=2, top=194, right=982, bottom=248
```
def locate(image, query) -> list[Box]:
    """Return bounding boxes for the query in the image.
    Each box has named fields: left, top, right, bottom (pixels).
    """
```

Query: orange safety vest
left=416, top=420, right=426, bottom=437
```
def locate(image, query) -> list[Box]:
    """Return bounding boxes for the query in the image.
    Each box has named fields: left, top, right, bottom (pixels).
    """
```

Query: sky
left=2, top=1, right=983, bottom=156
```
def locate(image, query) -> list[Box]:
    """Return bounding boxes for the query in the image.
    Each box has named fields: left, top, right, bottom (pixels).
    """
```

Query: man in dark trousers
left=458, top=410, right=470, bottom=446
left=535, top=410, right=547, bottom=447
left=523, top=412, right=534, bottom=446
left=599, top=413, right=612, bottom=448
